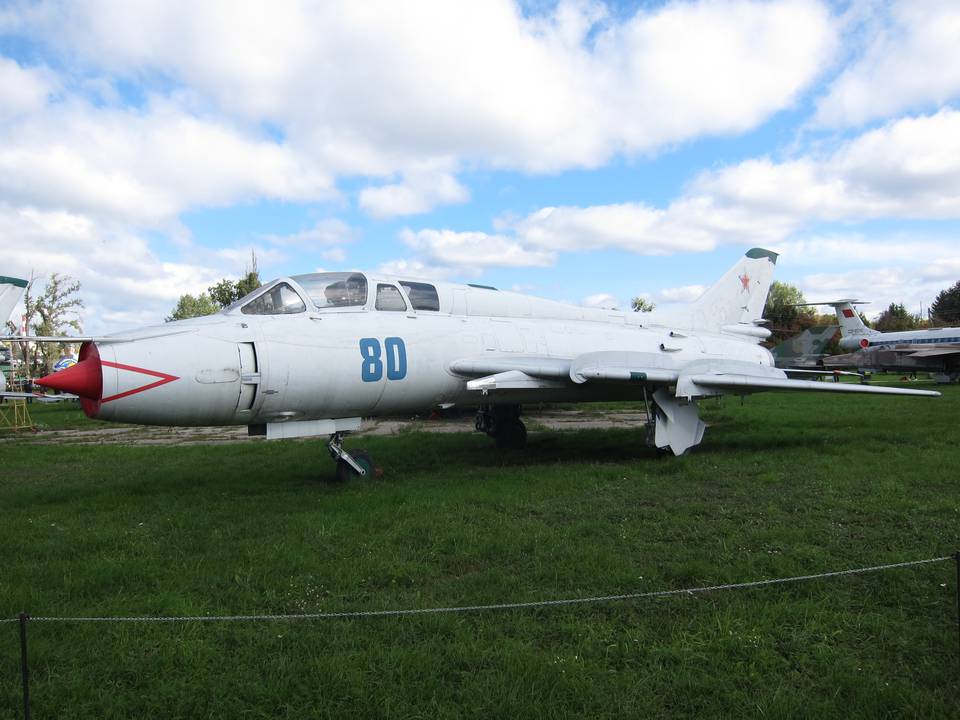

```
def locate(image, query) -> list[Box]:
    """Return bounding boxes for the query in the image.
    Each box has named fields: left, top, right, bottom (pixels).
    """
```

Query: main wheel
left=495, top=419, right=527, bottom=450
left=334, top=449, right=375, bottom=482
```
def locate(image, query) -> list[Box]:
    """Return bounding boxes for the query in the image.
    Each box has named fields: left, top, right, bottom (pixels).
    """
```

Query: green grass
left=0, top=398, right=116, bottom=432
left=1, top=387, right=959, bottom=718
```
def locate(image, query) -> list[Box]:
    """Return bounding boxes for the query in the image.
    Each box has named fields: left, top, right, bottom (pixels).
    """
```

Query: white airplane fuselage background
left=90, top=306, right=772, bottom=427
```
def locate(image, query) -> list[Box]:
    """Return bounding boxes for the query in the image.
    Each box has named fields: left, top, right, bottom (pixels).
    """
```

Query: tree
left=235, top=251, right=261, bottom=299
left=166, top=293, right=219, bottom=322
left=631, top=297, right=656, bottom=312
left=13, top=274, right=84, bottom=377
left=930, top=280, right=960, bottom=325
left=169, top=252, right=263, bottom=321
left=207, top=279, right=238, bottom=308
left=763, top=281, right=815, bottom=342
left=874, top=302, right=920, bottom=332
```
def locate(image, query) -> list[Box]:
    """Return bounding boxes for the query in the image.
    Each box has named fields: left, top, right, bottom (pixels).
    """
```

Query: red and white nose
left=35, top=342, right=104, bottom=417
left=36, top=336, right=247, bottom=425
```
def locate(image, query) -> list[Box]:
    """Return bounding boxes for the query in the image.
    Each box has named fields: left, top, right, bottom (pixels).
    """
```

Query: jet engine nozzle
left=34, top=342, right=104, bottom=417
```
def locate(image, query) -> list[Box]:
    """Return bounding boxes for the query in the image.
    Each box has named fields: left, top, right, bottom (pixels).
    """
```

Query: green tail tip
left=745, top=248, right=778, bottom=264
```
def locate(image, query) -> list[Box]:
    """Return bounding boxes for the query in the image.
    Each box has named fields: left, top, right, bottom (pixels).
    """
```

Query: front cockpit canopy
left=240, top=282, right=306, bottom=315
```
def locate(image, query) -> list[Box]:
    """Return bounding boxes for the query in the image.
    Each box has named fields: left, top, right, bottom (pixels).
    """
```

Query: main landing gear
left=327, top=432, right=377, bottom=482
left=475, top=404, right=527, bottom=449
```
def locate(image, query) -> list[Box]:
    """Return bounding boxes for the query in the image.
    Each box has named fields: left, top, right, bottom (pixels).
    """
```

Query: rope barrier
left=2, top=555, right=951, bottom=625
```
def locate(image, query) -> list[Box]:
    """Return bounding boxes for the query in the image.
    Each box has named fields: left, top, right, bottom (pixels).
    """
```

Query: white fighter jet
left=806, top=300, right=960, bottom=383
left=23, top=249, right=937, bottom=479
left=1, top=275, right=28, bottom=395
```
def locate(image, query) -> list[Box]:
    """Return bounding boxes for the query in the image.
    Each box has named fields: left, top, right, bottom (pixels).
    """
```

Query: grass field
left=1, top=386, right=959, bottom=718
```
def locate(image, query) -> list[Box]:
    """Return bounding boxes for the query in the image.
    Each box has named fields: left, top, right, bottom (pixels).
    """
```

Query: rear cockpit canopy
left=292, top=272, right=368, bottom=309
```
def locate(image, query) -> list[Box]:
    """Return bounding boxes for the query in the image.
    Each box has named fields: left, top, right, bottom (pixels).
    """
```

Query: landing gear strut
left=327, top=432, right=376, bottom=482
left=475, top=404, right=527, bottom=449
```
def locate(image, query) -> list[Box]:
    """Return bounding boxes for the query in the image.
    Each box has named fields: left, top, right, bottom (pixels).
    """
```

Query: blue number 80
left=359, top=337, right=406, bottom=382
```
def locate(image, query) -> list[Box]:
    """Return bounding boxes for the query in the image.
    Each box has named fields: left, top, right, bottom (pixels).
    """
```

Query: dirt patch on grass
left=2, top=409, right=650, bottom=446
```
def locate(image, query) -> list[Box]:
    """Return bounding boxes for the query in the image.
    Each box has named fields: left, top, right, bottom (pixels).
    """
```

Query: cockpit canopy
left=240, top=282, right=306, bottom=315
left=291, top=273, right=367, bottom=308
left=228, top=272, right=369, bottom=316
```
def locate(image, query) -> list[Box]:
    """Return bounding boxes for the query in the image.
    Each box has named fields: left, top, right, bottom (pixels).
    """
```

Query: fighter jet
left=20, top=249, right=938, bottom=479
left=807, top=301, right=960, bottom=383
left=770, top=325, right=839, bottom=369
left=0, top=275, right=28, bottom=395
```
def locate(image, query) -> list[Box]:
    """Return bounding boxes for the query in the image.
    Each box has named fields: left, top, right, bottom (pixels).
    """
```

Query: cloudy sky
left=2, top=0, right=959, bottom=332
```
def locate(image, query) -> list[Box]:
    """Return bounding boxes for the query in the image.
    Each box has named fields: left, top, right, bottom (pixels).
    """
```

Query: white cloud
left=0, top=98, right=335, bottom=227
left=321, top=247, right=346, bottom=263
left=375, top=258, right=459, bottom=281
left=694, top=109, right=960, bottom=222
left=920, top=257, right=960, bottom=282
left=654, top=285, right=707, bottom=303
left=400, top=228, right=555, bottom=268
left=0, top=204, right=226, bottom=333
left=8, top=0, right=838, bottom=177
left=792, top=251, right=960, bottom=321
left=398, top=109, right=960, bottom=275
left=582, top=293, right=620, bottom=310
left=265, top=219, right=357, bottom=247
left=0, top=58, right=53, bottom=120
left=774, top=235, right=960, bottom=267
left=359, top=161, right=468, bottom=218
left=816, top=0, right=960, bottom=127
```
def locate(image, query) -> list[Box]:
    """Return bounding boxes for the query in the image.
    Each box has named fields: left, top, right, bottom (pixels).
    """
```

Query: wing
left=3, top=328, right=195, bottom=344
left=450, top=352, right=939, bottom=398
left=905, top=347, right=960, bottom=358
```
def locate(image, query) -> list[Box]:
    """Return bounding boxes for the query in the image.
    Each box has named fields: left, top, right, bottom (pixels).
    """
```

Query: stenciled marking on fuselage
left=359, top=337, right=407, bottom=382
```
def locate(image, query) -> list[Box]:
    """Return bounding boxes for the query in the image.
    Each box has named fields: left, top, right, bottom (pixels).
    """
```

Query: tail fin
left=829, top=301, right=877, bottom=338
left=658, top=248, right=778, bottom=334
left=0, top=276, right=28, bottom=326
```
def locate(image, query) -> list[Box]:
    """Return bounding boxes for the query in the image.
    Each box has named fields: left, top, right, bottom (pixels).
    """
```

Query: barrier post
left=18, top=612, right=30, bottom=720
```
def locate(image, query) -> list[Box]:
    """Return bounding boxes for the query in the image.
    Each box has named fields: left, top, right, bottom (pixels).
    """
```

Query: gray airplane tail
left=797, top=300, right=879, bottom=340
left=0, top=276, right=28, bottom=326
left=654, top=248, right=778, bottom=337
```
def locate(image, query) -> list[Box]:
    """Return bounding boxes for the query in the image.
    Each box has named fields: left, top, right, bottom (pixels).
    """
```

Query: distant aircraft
left=0, top=275, right=27, bottom=325
left=0, top=275, right=77, bottom=402
left=15, top=249, right=938, bottom=478
left=770, top=325, right=839, bottom=369
left=0, top=275, right=28, bottom=395
left=805, top=300, right=960, bottom=383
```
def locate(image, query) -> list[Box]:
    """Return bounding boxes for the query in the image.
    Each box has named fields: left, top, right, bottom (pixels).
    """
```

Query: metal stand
left=0, top=399, right=34, bottom=432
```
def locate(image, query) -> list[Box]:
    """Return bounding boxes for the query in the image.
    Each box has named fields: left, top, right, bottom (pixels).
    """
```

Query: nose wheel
left=328, top=432, right=378, bottom=481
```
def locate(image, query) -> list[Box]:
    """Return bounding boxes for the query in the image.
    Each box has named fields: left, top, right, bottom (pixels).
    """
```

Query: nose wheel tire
left=334, top=449, right=376, bottom=482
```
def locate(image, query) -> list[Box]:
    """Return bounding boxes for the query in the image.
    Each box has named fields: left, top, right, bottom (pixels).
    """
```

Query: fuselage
left=71, top=273, right=773, bottom=427
left=838, top=326, right=960, bottom=351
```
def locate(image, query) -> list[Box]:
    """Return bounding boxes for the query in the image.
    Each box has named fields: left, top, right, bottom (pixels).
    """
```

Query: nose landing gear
left=327, top=432, right=378, bottom=482
left=475, top=404, right=527, bottom=449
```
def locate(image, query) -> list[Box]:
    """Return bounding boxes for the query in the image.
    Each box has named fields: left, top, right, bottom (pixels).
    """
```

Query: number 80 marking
left=359, top=337, right=407, bottom=382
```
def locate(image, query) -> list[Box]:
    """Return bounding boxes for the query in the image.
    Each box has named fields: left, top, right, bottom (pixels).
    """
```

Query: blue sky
left=2, top=0, right=960, bottom=332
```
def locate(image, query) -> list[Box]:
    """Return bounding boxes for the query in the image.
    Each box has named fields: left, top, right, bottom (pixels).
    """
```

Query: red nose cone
left=35, top=342, right=103, bottom=418
left=36, top=356, right=102, bottom=399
